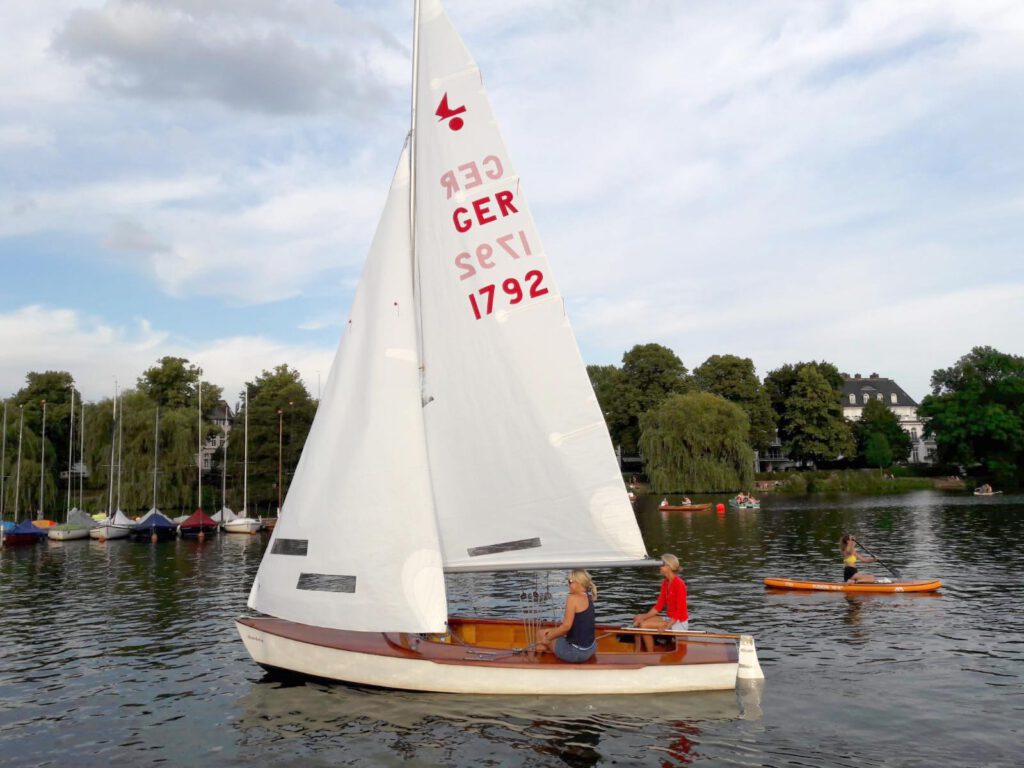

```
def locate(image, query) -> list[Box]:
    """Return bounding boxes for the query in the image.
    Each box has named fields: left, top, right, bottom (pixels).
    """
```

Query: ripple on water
left=1, top=493, right=1022, bottom=767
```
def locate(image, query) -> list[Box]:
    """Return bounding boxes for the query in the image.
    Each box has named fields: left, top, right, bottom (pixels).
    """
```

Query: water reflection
left=2, top=491, right=1022, bottom=767
left=235, top=675, right=743, bottom=767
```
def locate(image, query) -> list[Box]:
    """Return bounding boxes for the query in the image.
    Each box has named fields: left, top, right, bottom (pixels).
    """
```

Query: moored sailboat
left=219, top=389, right=260, bottom=534
left=49, top=389, right=96, bottom=541
left=90, top=388, right=131, bottom=541
left=180, top=381, right=217, bottom=539
left=130, top=507, right=177, bottom=542
left=238, top=0, right=762, bottom=694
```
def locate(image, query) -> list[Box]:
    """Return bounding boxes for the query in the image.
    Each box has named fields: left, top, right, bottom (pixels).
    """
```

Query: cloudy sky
left=2, top=0, right=1021, bottom=406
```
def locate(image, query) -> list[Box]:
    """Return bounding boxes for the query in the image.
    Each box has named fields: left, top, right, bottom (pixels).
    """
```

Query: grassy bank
left=763, top=470, right=934, bottom=494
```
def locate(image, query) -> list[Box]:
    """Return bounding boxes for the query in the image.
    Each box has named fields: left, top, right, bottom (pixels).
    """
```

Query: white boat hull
left=48, top=527, right=92, bottom=541
left=89, top=524, right=132, bottom=540
left=237, top=619, right=760, bottom=694
left=223, top=518, right=261, bottom=534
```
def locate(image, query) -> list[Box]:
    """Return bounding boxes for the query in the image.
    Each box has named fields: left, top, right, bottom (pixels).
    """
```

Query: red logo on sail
left=436, top=93, right=466, bottom=131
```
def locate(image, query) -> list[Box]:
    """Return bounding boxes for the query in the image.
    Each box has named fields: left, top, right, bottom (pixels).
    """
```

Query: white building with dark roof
left=841, top=373, right=936, bottom=464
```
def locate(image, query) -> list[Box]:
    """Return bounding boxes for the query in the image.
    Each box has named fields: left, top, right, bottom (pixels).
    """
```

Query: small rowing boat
left=763, top=577, right=942, bottom=593
left=659, top=503, right=712, bottom=512
left=728, top=499, right=760, bottom=509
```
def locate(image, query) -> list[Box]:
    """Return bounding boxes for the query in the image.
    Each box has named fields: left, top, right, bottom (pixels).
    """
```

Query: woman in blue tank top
left=536, top=569, right=597, bottom=663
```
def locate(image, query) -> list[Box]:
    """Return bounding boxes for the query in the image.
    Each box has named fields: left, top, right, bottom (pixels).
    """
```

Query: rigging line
left=409, top=0, right=427, bottom=396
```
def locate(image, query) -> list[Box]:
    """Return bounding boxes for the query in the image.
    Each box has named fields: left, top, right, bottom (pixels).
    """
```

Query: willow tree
left=639, top=392, right=754, bottom=493
left=693, top=354, right=776, bottom=451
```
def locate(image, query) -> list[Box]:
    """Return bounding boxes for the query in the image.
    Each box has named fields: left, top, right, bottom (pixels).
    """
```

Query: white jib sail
left=414, top=0, right=648, bottom=571
left=248, top=145, right=448, bottom=633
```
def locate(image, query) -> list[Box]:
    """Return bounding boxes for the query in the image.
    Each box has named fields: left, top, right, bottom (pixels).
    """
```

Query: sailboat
left=49, top=388, right=96, bottom=541
left=127, top=405, right=176, bottom=541
left=218, top=390, right=261, bottom=534
left=180, top=381, right=218, bottom=538
left=4, top=406, right=46, bottom=547
left=238, top=0, right=763, bottom=694
left=91, top=389, right=133, bottom=541
left=127, top=403, right=177, bottom=541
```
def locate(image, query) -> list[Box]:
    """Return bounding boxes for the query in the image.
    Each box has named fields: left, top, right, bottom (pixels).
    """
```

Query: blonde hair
left=660, top=554, right=681, bottom=574
left=569, top=569, right=597, bottom=600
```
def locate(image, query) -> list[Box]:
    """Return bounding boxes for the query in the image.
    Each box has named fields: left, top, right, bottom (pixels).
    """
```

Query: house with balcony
left=840, top=373, right=936, bottom=464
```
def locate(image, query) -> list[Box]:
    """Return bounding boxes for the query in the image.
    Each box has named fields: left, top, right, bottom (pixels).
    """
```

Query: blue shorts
left=554, top=636, right=595, bottom=663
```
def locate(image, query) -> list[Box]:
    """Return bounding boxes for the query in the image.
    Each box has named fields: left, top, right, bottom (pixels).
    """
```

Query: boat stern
left=736, top=634, right=765, bottom=680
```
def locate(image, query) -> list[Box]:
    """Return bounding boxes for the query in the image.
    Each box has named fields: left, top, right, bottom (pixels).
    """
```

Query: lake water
left=1, top=491, right=1021, bottom=766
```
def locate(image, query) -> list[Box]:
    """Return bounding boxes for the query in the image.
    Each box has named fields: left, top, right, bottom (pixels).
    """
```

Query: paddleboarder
left=841, top=534, right=881, bottom=583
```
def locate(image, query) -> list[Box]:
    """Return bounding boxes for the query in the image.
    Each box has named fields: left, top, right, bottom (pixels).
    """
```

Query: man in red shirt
left=632, top=553, right=689, bottom=651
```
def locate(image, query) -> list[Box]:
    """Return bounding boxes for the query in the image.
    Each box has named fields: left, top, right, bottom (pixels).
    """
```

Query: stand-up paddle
left=854, top=538, right=901, bottom=579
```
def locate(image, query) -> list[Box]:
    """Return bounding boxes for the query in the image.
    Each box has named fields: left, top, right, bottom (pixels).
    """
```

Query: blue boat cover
left=9, top=519, right=49, bottom=537
left=131, top=509, right=177, bottom=532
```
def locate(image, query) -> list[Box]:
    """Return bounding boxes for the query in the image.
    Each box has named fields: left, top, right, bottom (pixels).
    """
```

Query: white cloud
left=1, top=0, right=1022, bottom=408
left=52, top=0, right=405, bottom=115
left=0, top=305, right=333, bottom=406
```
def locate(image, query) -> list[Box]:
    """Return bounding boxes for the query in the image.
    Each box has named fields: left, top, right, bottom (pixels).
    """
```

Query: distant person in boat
left=659, top=498, right=669, bottom=508
left=535, top=569, right=597, bottom=663
left=680, top=496, right=692, bottom=505
left=840, top=534, right=877, bottom=583
left=977, top=483, right=993, bottom=494
left=632, top=554, right=688, bottom=651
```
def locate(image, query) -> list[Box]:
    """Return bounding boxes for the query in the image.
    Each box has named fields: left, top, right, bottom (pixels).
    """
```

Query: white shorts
left=671, top=620, right=689, bottom=631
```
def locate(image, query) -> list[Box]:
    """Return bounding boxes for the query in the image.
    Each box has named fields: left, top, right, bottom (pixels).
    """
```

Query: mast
left=79, top=405, right=85, bottom=510
left=14, top=406, right=23, bottom=517
left=152, top=406, right=160, bottom=511
left=410, top=0, right=426, bottom=383
left=197, top=378, right=202, bottom=512
left=243, top=388, right=249, bottom=515
left=1, top=400, right=7, bottom=522
left=116, top=394, right=123, bottom=513
left=107, top=385, right=117, bottom=516
left=221, top=427, right=228, bottom=514
left=39, top=399, right=46, bottom=519
left=66, top=386, right=75, bottom=518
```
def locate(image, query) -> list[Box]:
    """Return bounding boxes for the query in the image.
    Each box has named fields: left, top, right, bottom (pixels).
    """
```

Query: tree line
left=0, top=357, right=316, bottom=518
left=3, top=345, right=1019, bottom=515
left=587, top=343, right=1023, bottom=492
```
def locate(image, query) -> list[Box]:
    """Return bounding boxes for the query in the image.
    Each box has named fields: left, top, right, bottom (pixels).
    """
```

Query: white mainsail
left=248, top=146, right=448, bottom=633
left=414, top=0, right=646, bottom=571
left=248, top=0, right=648, bottom=634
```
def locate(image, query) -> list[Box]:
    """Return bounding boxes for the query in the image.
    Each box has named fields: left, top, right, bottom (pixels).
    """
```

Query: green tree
left=693, top=354, right=777, bottom=451
left=137, top=356, right=199, bottom=408
left=0, top=411, right=52, bottom=519
left=238, top=365, right=316, bottom=512
left=781, top=366, right=854, bottom=465
left=864, top=432, right=893, bottom=474
left=586, top=364, right=635, bottom=453
left=918, top=346, right=1024, bottom=485
left=853, top=398, right=912, bottom=467
left=615, top=344, right=690, bottom=454
left=764, top=361, right=844, bottom=419
left=8, top=371, right=80, bottom=518
left=137, top=356, right=223, bottom=412
left=639, top=392, right=754, bottom=493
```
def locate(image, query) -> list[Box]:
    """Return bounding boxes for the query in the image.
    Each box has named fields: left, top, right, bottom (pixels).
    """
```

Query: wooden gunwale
left=658, top=504, right=712, bottom=512
left=237, top=616, right=739, bottom=670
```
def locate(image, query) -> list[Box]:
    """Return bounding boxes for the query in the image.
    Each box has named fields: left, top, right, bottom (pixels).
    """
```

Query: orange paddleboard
left=764, top=577, right=942, bottom=593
